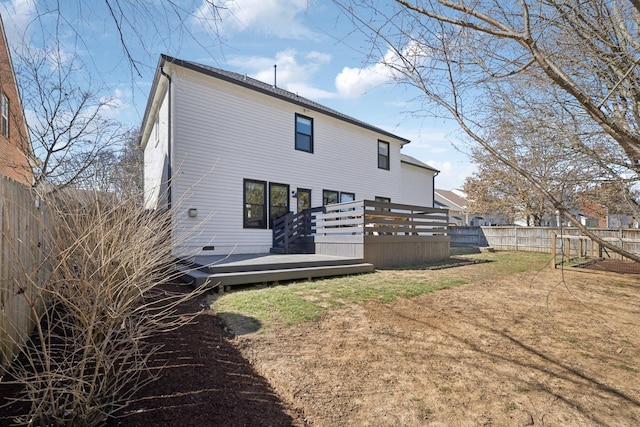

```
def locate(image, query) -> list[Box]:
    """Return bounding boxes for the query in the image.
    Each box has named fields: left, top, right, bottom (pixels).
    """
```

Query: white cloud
left=335, top=60, right=394, bottom=99
left=100, top=88, right=131, bottom=117
left=335, top=40, right=431, bottom=99
left=335, top=45, right=408, bottom=99
left=194, top=0, right=318, bottom=39
left=227, top=49, right=335, bottom=99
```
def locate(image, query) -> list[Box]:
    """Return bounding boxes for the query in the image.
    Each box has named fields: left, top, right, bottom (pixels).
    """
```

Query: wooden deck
left=314, top=200, right=450, bottom=267
left=177, top=253, right=374, bottom=290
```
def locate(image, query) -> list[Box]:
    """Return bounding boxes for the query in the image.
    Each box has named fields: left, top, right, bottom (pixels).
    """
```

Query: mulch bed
left=0, top=285, right=305, bottom=427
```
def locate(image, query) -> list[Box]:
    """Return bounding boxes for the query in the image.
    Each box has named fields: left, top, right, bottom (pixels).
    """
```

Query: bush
left=5, top=191, right=205, bottom=426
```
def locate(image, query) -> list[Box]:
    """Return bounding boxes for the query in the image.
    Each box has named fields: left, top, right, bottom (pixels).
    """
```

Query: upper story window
left=295, top=113, right=313, bottom=153
left=378, top=140, right=389, bottom=170
left=1, top=93, right=8, bottom=138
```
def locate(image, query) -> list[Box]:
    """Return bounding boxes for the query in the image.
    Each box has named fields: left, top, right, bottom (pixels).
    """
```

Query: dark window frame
left=322, top=189, right=339, bottom=206
left=269, top=182, right=290, bottom=229
left=295, top=113, right=314, bottom=153
left=296, top=188, right=311, bottom=212
left=378, top=140, right=390, bottom=170
left=340, top=192, right=355, bottom=203
left=243, top=179, right=267, bottom=229
left=375, top=196, right=391, bottom=213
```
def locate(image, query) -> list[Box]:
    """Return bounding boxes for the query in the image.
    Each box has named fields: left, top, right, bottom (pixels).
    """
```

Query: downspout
left=160, top=67, right=172, bottom=210
left=432, top=170, right=440, bottom=208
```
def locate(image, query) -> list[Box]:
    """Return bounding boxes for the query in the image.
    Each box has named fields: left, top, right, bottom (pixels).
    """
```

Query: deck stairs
left=270, top=208, right=322, bottom=254
left=177, top=254, right=374, bottom=289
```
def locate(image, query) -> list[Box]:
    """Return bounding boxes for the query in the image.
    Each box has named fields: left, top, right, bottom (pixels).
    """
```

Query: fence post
left=551, top=233, right=556, bottom=269
left=565, top=238, right=571, bottom=264
left=578, top=238, right=584, bottom=258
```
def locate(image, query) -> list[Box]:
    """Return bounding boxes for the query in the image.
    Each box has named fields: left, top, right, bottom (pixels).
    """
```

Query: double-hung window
left=243, top=179, right=267, bottom=229
left=378, top=140, right=390, bottom=170
left=295, top=114, right=313, bottom=152
left=1, top=93, right=8, bottom=138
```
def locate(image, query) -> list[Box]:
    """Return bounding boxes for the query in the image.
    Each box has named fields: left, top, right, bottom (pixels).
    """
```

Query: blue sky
left=1, top=0, right=475, bottom=189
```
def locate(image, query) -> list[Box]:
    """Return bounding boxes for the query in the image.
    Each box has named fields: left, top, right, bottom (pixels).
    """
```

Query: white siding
left=143, top=89, right=170, bottom=210
left=400, top=162, right=435, bottom=207
left=160, top=64, right=424, bottom=255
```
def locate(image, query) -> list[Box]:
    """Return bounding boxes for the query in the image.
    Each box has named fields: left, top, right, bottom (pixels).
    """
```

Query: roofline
left=139, top=55, right=169, bottom=149
left=434, top=190, right=466, bottom=210
left=400, top=155, right=439, bottom=173
left=157, top=54, right=411, bottom=145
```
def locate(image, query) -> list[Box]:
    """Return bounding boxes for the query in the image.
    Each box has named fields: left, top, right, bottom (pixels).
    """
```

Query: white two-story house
left=140, top=55, right=439, bottom=256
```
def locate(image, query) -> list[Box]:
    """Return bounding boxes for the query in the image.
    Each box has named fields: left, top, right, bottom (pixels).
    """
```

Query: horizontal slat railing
left=272, top=207, right=323, bottom=253
left=316, top=200, right=448, bottom=237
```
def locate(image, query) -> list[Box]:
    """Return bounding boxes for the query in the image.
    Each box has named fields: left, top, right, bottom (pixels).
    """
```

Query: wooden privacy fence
left=0, top=176, right=44, bottom=372
left=551, top=232, right=640, bottom=265
left=315, top=200, right=450, bottom=267
left=449, top=226, right=640, bottom=259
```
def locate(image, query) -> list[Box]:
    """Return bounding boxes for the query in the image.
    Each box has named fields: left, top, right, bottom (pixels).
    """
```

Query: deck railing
left=315, top=200, right=450, bottom=267
left=271, top=207, right=324, bottom=254
left=316, top=200, right=449, bottom=237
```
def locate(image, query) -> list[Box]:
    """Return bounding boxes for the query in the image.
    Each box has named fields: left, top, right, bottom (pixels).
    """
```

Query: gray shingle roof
left=400, top=154, right=439, bottom=173
left=160, top=54, right=411, bottom=145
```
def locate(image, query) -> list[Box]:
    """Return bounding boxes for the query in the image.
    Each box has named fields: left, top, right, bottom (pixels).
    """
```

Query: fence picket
left=0, top=177, right=43, bottom=371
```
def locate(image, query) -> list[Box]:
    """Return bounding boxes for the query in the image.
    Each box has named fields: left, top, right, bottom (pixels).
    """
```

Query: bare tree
left=338, top=0, right=640, bottom=261
left=84, top=130, right=144, bottom=202
left=464, top=71, right=636, bottom=226
left=15, top=42, right=127, bottom=191
left=8, top=1, right=226, bottom=191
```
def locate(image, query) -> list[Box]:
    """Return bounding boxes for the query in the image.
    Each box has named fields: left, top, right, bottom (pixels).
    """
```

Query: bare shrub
left=4, top=190, right=206, bottom=426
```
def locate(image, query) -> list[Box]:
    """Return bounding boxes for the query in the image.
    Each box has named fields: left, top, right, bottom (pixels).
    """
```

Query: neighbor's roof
left=434, top=189, right=467, bottom=211
left=141, top=54, right=411, bottom=147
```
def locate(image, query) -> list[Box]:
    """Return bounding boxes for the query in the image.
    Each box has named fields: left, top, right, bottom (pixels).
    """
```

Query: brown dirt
left=2, top=258, right=639, bottom=426
left=0, top=285, right=306, bottom=427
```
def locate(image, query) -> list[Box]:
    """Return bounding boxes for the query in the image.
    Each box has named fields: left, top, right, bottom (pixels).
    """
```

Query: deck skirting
left=316, top=235, right=450, bottom=268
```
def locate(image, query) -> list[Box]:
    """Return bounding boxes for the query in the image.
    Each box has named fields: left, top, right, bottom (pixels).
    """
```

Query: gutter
left=160, top=66, right=173, bottom=209
left=432, top=170, right=439, bottom=208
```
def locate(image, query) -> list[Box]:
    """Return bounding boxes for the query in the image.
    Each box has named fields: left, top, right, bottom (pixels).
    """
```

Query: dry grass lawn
left=225, top=253, right=640, bottom=426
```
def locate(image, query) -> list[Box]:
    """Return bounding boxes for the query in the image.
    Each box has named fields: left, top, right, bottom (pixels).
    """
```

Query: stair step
left=177, top=262, right=374, bottom=288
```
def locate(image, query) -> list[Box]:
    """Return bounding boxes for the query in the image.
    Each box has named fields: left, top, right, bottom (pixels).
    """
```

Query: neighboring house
left=434, top=188, right=511, bottom=226
left=0, top=15, right=32, bottom=186
left=434, top=189, right=468, bottom=225
left=140, top=55, right=439, bottom=256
